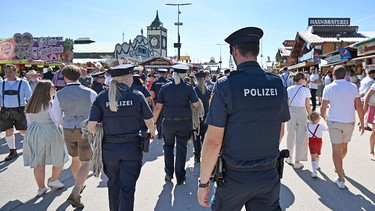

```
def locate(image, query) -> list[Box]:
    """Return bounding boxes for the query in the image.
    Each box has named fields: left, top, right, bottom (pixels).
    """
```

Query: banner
left=338, top=47, right=352, bottom=60
left=0, top=32, right=73, bottom=62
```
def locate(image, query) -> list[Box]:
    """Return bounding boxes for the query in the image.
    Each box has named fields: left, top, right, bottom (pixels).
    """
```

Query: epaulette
left=228, top=70, right=242, bottom=77
left=265, top=71, right=279, bottom=77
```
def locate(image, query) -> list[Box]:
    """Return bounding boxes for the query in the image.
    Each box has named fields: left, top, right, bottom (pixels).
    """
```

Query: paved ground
left=0, top=114, right=374, bottom=210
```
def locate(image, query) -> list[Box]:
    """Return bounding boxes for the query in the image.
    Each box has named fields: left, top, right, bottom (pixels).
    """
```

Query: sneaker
left=67, top=193, right=84, bottom=208
left=165, top=174, right=172, bottom=182
left=37, top=187, right=48, bottom=197
left=364, top=126, right=372, bottom=131
left=285, top=158, right=293, bottom=165
left=4, top=149, right=18, bottom=161
left=176, top=176, right=186, bottom=185
left=334, top=178, right=346, bottom=189
left=369, top=153, right=375, bottom=161
left=293, top=162, right=304, bottom=169
left=311, top=172, right=318, bottom=178
left=48, top=180, right=64, bottom=189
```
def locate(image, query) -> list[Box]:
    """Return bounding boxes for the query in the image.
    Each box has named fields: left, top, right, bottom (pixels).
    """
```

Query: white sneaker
left=37, top=187, right=48, bottom=197
left=335, top=178, right=346, bottom=189
left=293, top=162, right=304, bottom=169
left=311, top=172, right=318, bottom=178
left=285, top=158, right=293, bottom=165
left=48, top=180, right=64, bottom=189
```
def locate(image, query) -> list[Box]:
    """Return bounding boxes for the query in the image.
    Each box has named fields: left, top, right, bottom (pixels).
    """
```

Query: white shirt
left=324, top=76, right=332, bottom=86
left=359, top=76, right=374, bottom=100
left=287, top=85, right=311, bottom=107
left=309, top=73, right=319, bottom=89
left=51, top=82, right=97, bottom=124
left=307, top=123, right=328, bottom=138
left=322, top=79, right=360, bottom=123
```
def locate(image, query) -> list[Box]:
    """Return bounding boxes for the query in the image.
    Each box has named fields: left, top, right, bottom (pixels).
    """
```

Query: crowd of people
left=0, top=25, right=374, bottom=210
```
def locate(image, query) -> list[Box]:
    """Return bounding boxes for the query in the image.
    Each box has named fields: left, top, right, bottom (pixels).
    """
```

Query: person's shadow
left=294, top=168, right=375, bottom=210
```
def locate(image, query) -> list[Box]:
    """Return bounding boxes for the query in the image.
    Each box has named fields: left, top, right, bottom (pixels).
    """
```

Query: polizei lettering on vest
left=106, top=100, right=133, bottom=107
left=244, top=88, right=278, bottom=97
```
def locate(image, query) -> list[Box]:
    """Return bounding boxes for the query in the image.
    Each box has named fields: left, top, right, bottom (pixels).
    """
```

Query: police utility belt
left=103, top=136, right=139, bottom=143
left=225, top=160, right=277, bottom=171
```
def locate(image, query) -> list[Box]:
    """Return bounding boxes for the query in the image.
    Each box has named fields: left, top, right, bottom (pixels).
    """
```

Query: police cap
left=172, top=64, right=189, bottom=73
left=224, top=27, right=263, bottom=45
left=133, top=74, right=142, bottom=79
left=158, top=68, right=168, bottom=73
left=107, top=64, right=135, bottom=77
left=195, top=70, right=206, bottom=78
left=91, top=71, right=105, bottom=78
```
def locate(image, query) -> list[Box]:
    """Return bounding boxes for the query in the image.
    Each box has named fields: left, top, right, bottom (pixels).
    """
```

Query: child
left=307, top=111, right=328, bottom=178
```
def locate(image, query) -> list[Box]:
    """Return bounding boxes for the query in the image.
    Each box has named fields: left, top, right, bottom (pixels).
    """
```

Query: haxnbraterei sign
left=308, top=18, right=350, bottom=26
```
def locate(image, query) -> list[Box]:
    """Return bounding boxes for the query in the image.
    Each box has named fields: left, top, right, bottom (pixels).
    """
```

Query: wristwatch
left=198, top=178, right=210, bottom=188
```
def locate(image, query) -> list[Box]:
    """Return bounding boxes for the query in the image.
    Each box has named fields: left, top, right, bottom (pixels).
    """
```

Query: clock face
left=150, top=36, right=159, bottom=47
left=162, top=37, right=167, bottom=49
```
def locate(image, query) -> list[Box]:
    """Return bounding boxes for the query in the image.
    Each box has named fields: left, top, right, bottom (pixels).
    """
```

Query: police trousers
left=162, top=119, right=192, bottom=182
left=102, top=141, right=143, bottom=211
left=211, top=168, right=281, bottom=211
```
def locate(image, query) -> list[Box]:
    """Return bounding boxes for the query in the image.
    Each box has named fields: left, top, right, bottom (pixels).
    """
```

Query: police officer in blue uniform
left=131, top=74, right=152, bottom=103
left=150, top=68, right=169, bottom=138
left=193, top=70, right=212, bottom=162
left=88, top=64, right=155, bottom=211
left=197, top=27, right=290, bottom=210
left=153, top=64, right=200, bottom=185
left=90, top=71, right=107, bottom=94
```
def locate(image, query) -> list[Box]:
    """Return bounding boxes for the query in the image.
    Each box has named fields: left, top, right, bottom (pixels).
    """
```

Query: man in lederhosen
left=0, top=64, right=32, bottom=161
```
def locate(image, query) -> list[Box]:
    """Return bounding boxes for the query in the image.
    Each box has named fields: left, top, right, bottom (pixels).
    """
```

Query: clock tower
left=147, top=10, right=167, bottom=57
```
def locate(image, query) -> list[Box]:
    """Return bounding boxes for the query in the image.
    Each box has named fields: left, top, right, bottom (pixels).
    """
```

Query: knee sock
left=5, top=135, right=16, bottom=150
left=311, top=161, right=317, bottom=173
left=316, top=158, right=320, bottom=168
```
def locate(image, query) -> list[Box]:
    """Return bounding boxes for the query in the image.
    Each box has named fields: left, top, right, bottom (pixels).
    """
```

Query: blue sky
left=1, top=0, right=374, bottom=68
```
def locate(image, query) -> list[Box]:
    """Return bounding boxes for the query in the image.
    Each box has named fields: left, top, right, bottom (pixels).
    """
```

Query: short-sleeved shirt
left=307, top=123, right=328, bottom=138
left=287, top=85, right=311, bottom=107
left=322, top=79, right=359, bottom=123
left=157, top=81, right=199, bottom=118
left=0, top=78, right=32, bottom=108
left=150, top=77, right=169, bottom=100
left=309, top=73, right=319, bottom=89
left=206, top=61, right=290, bottom=167
left=131, top=83, right=151, bottom=98
left=280, top=72, right=293, bottom=88
left=89, top=84, right=153, bottom=137
left=359, top=76, right=374, bottom=100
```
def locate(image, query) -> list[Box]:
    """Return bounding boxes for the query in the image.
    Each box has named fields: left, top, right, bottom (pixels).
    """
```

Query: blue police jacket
left=91, top=81, right=106, bottom=94
left=157, top=81, right=199, bottom=118
left=131, top=83, right=151, bottom=98
left=150, top=77, right=168, bottom=100
left=89, top=83, right=153, bottom=137
left=206, top=61, right=290, bottom=168
left=193, top=85, right=211, bottom=120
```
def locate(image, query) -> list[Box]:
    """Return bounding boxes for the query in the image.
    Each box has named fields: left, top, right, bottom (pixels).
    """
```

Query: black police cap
left=195, top=70, right=206, bottom=78
left=107, top=64, right=135, bottom=77
left=225, top=27, right=263, bottom=46
left=172, top=64, right=189, bottom=73
left=91, top=71, right=105, bottom=78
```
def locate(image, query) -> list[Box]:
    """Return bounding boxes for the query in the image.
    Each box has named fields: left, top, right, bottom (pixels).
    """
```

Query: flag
left=338, top=47, right=352, bottom=60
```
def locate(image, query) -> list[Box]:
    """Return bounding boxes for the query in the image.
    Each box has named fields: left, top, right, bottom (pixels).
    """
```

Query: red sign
left=283, top=40, right=295, bottom=47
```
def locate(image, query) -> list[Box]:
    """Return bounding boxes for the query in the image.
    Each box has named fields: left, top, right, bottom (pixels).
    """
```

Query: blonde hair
left=108, top=75, right=127, bottom=112
left=308, top=111, right=320, bottom=124
left=172, top=72, right=186, bottom=85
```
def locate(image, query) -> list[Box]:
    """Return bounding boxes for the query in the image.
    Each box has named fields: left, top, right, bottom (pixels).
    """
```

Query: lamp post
left=166, top=2, right=192, bottom=61
left=216, top=43, right=225, bottom=70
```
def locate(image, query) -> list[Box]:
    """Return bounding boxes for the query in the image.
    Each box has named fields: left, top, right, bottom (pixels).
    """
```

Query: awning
left=320, top=59, right=348, bottom=68
left=350, top=54, right=375, bottom=61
